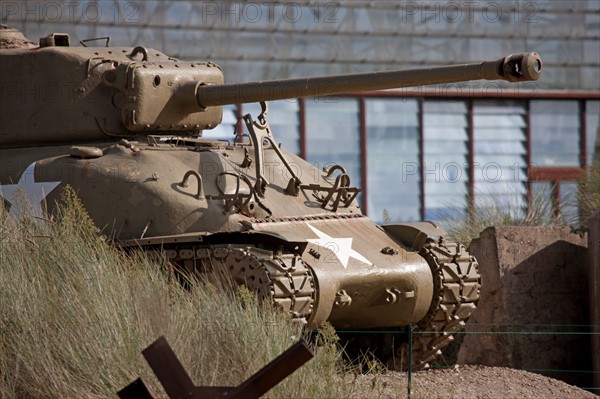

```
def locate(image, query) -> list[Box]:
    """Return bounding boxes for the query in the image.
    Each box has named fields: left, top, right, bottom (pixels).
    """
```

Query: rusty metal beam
left=589, top=210, right=600, bottom=391
left=299, top=98, right=307, bottom=160
left=227, top=340, right=314, bottom=399
left=359, top=96, right=368, bottom=215
left=467, top=99, right=475, bottom=220
left=117, top=378, right=159, bottom=399
left=142, top=336, right=198, bottom=399
left=528, top=166, right=585, bottom=181
left=120, top=336, right=315, bottom=399
left=418, top=98, right=425, bottom=220
left=525, top=100, right=533, bottom=215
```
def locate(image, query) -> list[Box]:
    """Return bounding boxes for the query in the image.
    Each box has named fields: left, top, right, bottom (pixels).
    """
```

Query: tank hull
left=0, top=141, right=434, bottom=331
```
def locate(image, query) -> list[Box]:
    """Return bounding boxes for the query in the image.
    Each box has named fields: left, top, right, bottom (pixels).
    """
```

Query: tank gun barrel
left=196, top=52, right=541, bottom=108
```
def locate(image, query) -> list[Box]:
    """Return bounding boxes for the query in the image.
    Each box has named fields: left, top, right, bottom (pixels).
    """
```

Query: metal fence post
left=407, top=324, right=413, bottom=399
left=589, top=209, right=600, bottom=391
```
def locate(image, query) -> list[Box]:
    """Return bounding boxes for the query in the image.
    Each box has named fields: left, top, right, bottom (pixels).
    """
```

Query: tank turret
left=0, top=27, right=540, bottom=147
left=0, top=28, right=542, bottom=371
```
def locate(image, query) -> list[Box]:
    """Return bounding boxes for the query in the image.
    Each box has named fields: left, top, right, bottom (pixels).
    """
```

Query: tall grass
left=578, top=162, right=600, bottom=225
left=0, top=188, right=357, bottom=398
left=443, top=163, right=600, bottom=244
left=442, top=191, right=560, bottom=244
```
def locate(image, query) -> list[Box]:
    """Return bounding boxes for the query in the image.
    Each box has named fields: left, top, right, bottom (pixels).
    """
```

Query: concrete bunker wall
left=457, top=226, right=591, bottom=388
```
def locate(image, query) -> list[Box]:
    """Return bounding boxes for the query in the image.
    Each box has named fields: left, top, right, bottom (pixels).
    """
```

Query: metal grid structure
left=227, top=92, right=599, bottom=223
left=3, top=0, right=599, bottom=89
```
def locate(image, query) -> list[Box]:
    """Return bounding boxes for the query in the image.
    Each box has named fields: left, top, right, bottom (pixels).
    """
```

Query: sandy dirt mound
left=344, top=365, right=597, bottom=399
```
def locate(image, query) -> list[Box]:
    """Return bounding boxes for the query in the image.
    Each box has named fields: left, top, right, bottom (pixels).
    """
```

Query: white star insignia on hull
left=306, top=223, right=373, bottom=268
left=0, top=162, right=61, bottom=222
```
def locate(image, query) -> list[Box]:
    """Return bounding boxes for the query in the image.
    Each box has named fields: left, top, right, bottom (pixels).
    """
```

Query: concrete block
left=457, top=226, right=590, bottom=388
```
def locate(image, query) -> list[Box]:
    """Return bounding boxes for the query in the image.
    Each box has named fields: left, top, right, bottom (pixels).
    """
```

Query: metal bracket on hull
left=243, top=101, right=302, bottom=197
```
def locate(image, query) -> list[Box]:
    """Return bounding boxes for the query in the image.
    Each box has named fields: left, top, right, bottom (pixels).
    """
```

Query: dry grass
left=444, top=163, right=600, bottom=244
left=578, top=162, right=600, bottom=225
left=443, top=191, right=559, bottom=244
left=0, top=188, right=371, bottom=398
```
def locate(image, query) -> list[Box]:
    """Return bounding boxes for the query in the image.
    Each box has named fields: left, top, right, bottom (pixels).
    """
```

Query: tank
left=0, top=26, right=542, bottom=370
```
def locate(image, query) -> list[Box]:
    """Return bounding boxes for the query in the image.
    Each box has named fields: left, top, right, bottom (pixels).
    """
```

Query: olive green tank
left=0, top=25, right=542, bottom=370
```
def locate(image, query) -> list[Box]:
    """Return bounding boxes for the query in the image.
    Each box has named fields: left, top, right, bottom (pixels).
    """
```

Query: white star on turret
left=306, top=223, right=372, bottom=268
left=0, top=162, right=61, bottom=222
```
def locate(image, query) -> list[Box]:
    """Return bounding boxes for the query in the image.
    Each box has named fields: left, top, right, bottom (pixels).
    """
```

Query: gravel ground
left=344, top=365, right=597, bottom=399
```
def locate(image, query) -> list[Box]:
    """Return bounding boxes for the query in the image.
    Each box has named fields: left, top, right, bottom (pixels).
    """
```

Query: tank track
left=152, top=238, right=478, bottom=371
left=162, top=245, right=316, bottom=323
left=390, top=237, right=481, bottom=371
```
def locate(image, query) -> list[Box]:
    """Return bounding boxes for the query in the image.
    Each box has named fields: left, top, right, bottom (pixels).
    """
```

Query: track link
left=391, top=237, right=481, bottom=371
left=220, top=247, right=315, bottom=321
left=162, top=245, right=316, bottom=323
left=153, top=238, right=478, bottom=371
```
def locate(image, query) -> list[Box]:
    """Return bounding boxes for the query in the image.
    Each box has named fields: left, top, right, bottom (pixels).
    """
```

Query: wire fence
left=404, top=323, right=600, bottom=398
left=337, top=323, right=600, bottom=398
left=126, top=323, right=599, bottom=398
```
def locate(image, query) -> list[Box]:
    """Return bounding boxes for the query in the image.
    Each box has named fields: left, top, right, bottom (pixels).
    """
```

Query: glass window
left=531, top=181, right=554, bottom=201
left=270, top=100, right=301, bottom=155
left=203, top=104, right=238, bottom=141
left=241, top=102, right=263, bottom=124
left=305, top=98, right=362, bottom=202
left=473, top=99, right=528, bottom=218
left=530, top=181, right=557, bottom=225
left=366, top=99, right=420, bottom=223
left=238, top=103, right=262, bottom=147
left=423, top=99, right=468, bottom=221
left=559, top=181, right=580, bottom=226
left=586, top=100, right=600, bottom=166
left=242, top=100, right=301, bottom=155
left=530, top=100, right=581, bottom=166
